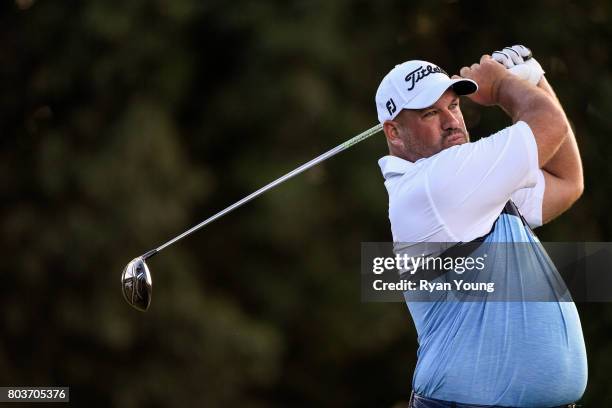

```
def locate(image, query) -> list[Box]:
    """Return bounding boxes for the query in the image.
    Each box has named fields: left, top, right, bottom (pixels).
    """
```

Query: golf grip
left=142, top=123, right=384, bottom=260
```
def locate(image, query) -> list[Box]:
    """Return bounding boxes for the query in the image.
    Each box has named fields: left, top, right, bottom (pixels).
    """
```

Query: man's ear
left=383, top=120, right=405, bottom=150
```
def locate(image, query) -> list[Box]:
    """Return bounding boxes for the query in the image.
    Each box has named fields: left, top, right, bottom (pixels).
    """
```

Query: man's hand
left=458, top=55, right=512, bottom=106
left=492, top=45, right=544, bottom=85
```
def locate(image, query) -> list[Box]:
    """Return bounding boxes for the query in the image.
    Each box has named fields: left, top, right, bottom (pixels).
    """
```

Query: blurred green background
left=2, top=0, right=611, bottom=406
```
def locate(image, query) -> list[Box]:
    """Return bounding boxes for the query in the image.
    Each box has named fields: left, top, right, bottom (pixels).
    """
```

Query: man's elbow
left=571, top=178, right=584, bottom=204
left=542, top=180, right=584, bottom=224
left=564, top=176, right=584, bottom=209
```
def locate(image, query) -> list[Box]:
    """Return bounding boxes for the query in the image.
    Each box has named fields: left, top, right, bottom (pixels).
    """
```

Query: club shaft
left=144, top=123, right=383, bottom=259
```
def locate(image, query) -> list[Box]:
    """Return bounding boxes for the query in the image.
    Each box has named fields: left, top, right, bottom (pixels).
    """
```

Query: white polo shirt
left=378, top=121, right=545, bottom=243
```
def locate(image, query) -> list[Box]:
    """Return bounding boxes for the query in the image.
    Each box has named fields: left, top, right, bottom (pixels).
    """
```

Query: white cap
left=375, top=60, right=478, bottom=123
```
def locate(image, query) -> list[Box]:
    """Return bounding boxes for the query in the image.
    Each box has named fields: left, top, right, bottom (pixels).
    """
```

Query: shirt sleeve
left=510, top=169, right=545, bottom=228
left=423, top=121, right=540, bottom=242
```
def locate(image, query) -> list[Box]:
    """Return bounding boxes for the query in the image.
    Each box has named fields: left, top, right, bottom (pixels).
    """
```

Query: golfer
left=376, top=46, right=586, bottom=407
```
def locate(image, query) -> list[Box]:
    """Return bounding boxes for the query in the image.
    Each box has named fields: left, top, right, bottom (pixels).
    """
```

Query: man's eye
left=449, top=103, right=458, bottom=110
left=423, top=110, right=436, bottom=118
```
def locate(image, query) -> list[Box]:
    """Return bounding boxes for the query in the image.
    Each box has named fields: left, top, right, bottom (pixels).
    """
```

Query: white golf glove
left=492, top=45, right=544, bottom=85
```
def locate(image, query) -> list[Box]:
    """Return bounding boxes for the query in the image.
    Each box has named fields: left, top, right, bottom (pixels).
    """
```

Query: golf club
left=121, top=123, right=383, bottom=311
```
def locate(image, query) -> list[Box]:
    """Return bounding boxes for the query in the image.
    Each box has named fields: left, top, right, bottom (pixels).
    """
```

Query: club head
left=121, top=257, right=152, bottom=312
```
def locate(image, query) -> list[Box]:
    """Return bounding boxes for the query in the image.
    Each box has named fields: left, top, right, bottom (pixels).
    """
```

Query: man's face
left=386, top=89, right=469, bottom=162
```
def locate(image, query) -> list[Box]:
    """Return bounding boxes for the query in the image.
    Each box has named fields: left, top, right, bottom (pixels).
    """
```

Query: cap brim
left=402, top=78, right=478, bottom=110
left=451, top=78, right=478, bottom=96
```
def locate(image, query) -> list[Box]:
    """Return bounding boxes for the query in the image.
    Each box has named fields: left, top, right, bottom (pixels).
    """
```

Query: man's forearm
left=495, top=75, right=568, bottom=166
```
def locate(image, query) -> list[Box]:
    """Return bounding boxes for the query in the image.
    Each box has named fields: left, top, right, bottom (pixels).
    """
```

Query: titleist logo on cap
left=405, top=65, right=448, bottom=91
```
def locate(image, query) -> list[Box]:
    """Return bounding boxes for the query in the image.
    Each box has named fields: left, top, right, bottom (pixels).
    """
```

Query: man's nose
left=440, top=109, right=460, bottom=129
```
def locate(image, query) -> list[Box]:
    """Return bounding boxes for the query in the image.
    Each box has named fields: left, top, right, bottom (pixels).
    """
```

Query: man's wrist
left=494, top=74, right=518, bottom=108
left=494, top=73, right=543, bottom=120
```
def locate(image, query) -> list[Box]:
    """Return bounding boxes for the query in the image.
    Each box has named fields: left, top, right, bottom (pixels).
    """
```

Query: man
left=375, top=46, right=587, bottom=407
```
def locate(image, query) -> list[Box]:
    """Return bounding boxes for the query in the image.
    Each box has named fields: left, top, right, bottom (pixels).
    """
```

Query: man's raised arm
left=459, top=55, right=568, bottom=167
left=536, top=76, right=584, bottom=223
